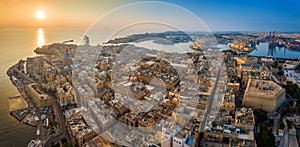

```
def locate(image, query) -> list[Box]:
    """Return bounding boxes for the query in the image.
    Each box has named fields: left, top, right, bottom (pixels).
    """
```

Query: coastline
left=6, top=61, right=38, bottom=128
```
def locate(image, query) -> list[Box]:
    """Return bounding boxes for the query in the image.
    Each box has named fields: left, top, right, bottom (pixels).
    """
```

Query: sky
left=0, top=0, right=299, bottom=31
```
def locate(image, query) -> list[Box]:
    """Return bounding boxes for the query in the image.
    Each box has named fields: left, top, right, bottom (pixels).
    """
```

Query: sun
left=35, top=10, right=45, bottom=20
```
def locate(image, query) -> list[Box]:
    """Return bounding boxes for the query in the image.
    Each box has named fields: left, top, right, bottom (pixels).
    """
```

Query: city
left=1, top=1, right=300, bottom=147
left=6, top=30, right=300, bottom=147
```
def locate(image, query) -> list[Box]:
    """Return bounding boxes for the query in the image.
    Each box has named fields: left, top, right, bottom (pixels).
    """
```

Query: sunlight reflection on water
left=37, top=28, right=45, bottom=48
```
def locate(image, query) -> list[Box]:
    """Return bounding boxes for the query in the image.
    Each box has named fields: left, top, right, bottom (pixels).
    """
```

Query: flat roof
left=245, top=79, right=285, bottom=98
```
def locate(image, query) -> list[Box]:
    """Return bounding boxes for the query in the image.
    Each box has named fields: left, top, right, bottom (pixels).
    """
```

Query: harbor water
left=249, top=42, right=300, bottom=59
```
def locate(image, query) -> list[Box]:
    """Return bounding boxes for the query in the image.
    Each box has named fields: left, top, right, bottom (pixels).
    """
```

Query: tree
left=286, top=119, right=293, bottom=129
left=280, top=105, right=295, bottom=117
left=282, top=81, right=300, bottom=100
left=61, top=138, right=70, bottom=147
left=278, top=65, right=283, bottom=71
left=282, top=81, right=300, bottom=114
left=277, top=71, right=284, bottom=76
left=254, top=108, right=268, bottom=124
left=256, top=125, right=276, bottom=147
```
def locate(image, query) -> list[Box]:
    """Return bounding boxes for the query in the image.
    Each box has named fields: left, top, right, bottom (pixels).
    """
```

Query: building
left=136, top=58, right=180, bottom=90
left=44, top=67, right=59, bottom=82
left=83, top=135, right=113, bottom=147
left=161, top=129, right=173, bottom=147
left=129, top=82, right=149, bottom=100
left=25, top=83, right=51, bottom=107
left=240, top=64, right=261, bottom=85
left=227, top=82, right=240, bottom=93
left=65, top=108, right=95, bottom=147
left=158, top=100, right=177, bottom=118
left=235, top=107, right=255, bottom=133
left=62, top=49, right=72, bottom=66
left=138, top=111, right=159, bottom=127
left=161, top=124, right=195, bottom=147
left=173, top=131, right=189, bottom=147
left=56, top=83, right=75, bottom=106
left=242, top=79, right=286, bottom=112
left=27, top=140, right=41, bottom=147
left=88, top=101, right=116, bottom=133
left=280, top=126, right=299, bottom=147
left=124, top=112, right=144, bottom=127
left=203, top=108, right=256, bottom=147
left=221, top=90, right=235, bottom=111
left=234, top=56, right=258, bottom=66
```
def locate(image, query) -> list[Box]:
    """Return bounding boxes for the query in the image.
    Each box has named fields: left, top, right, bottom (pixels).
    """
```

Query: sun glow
left=35, top=10, right=45, bottom=20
